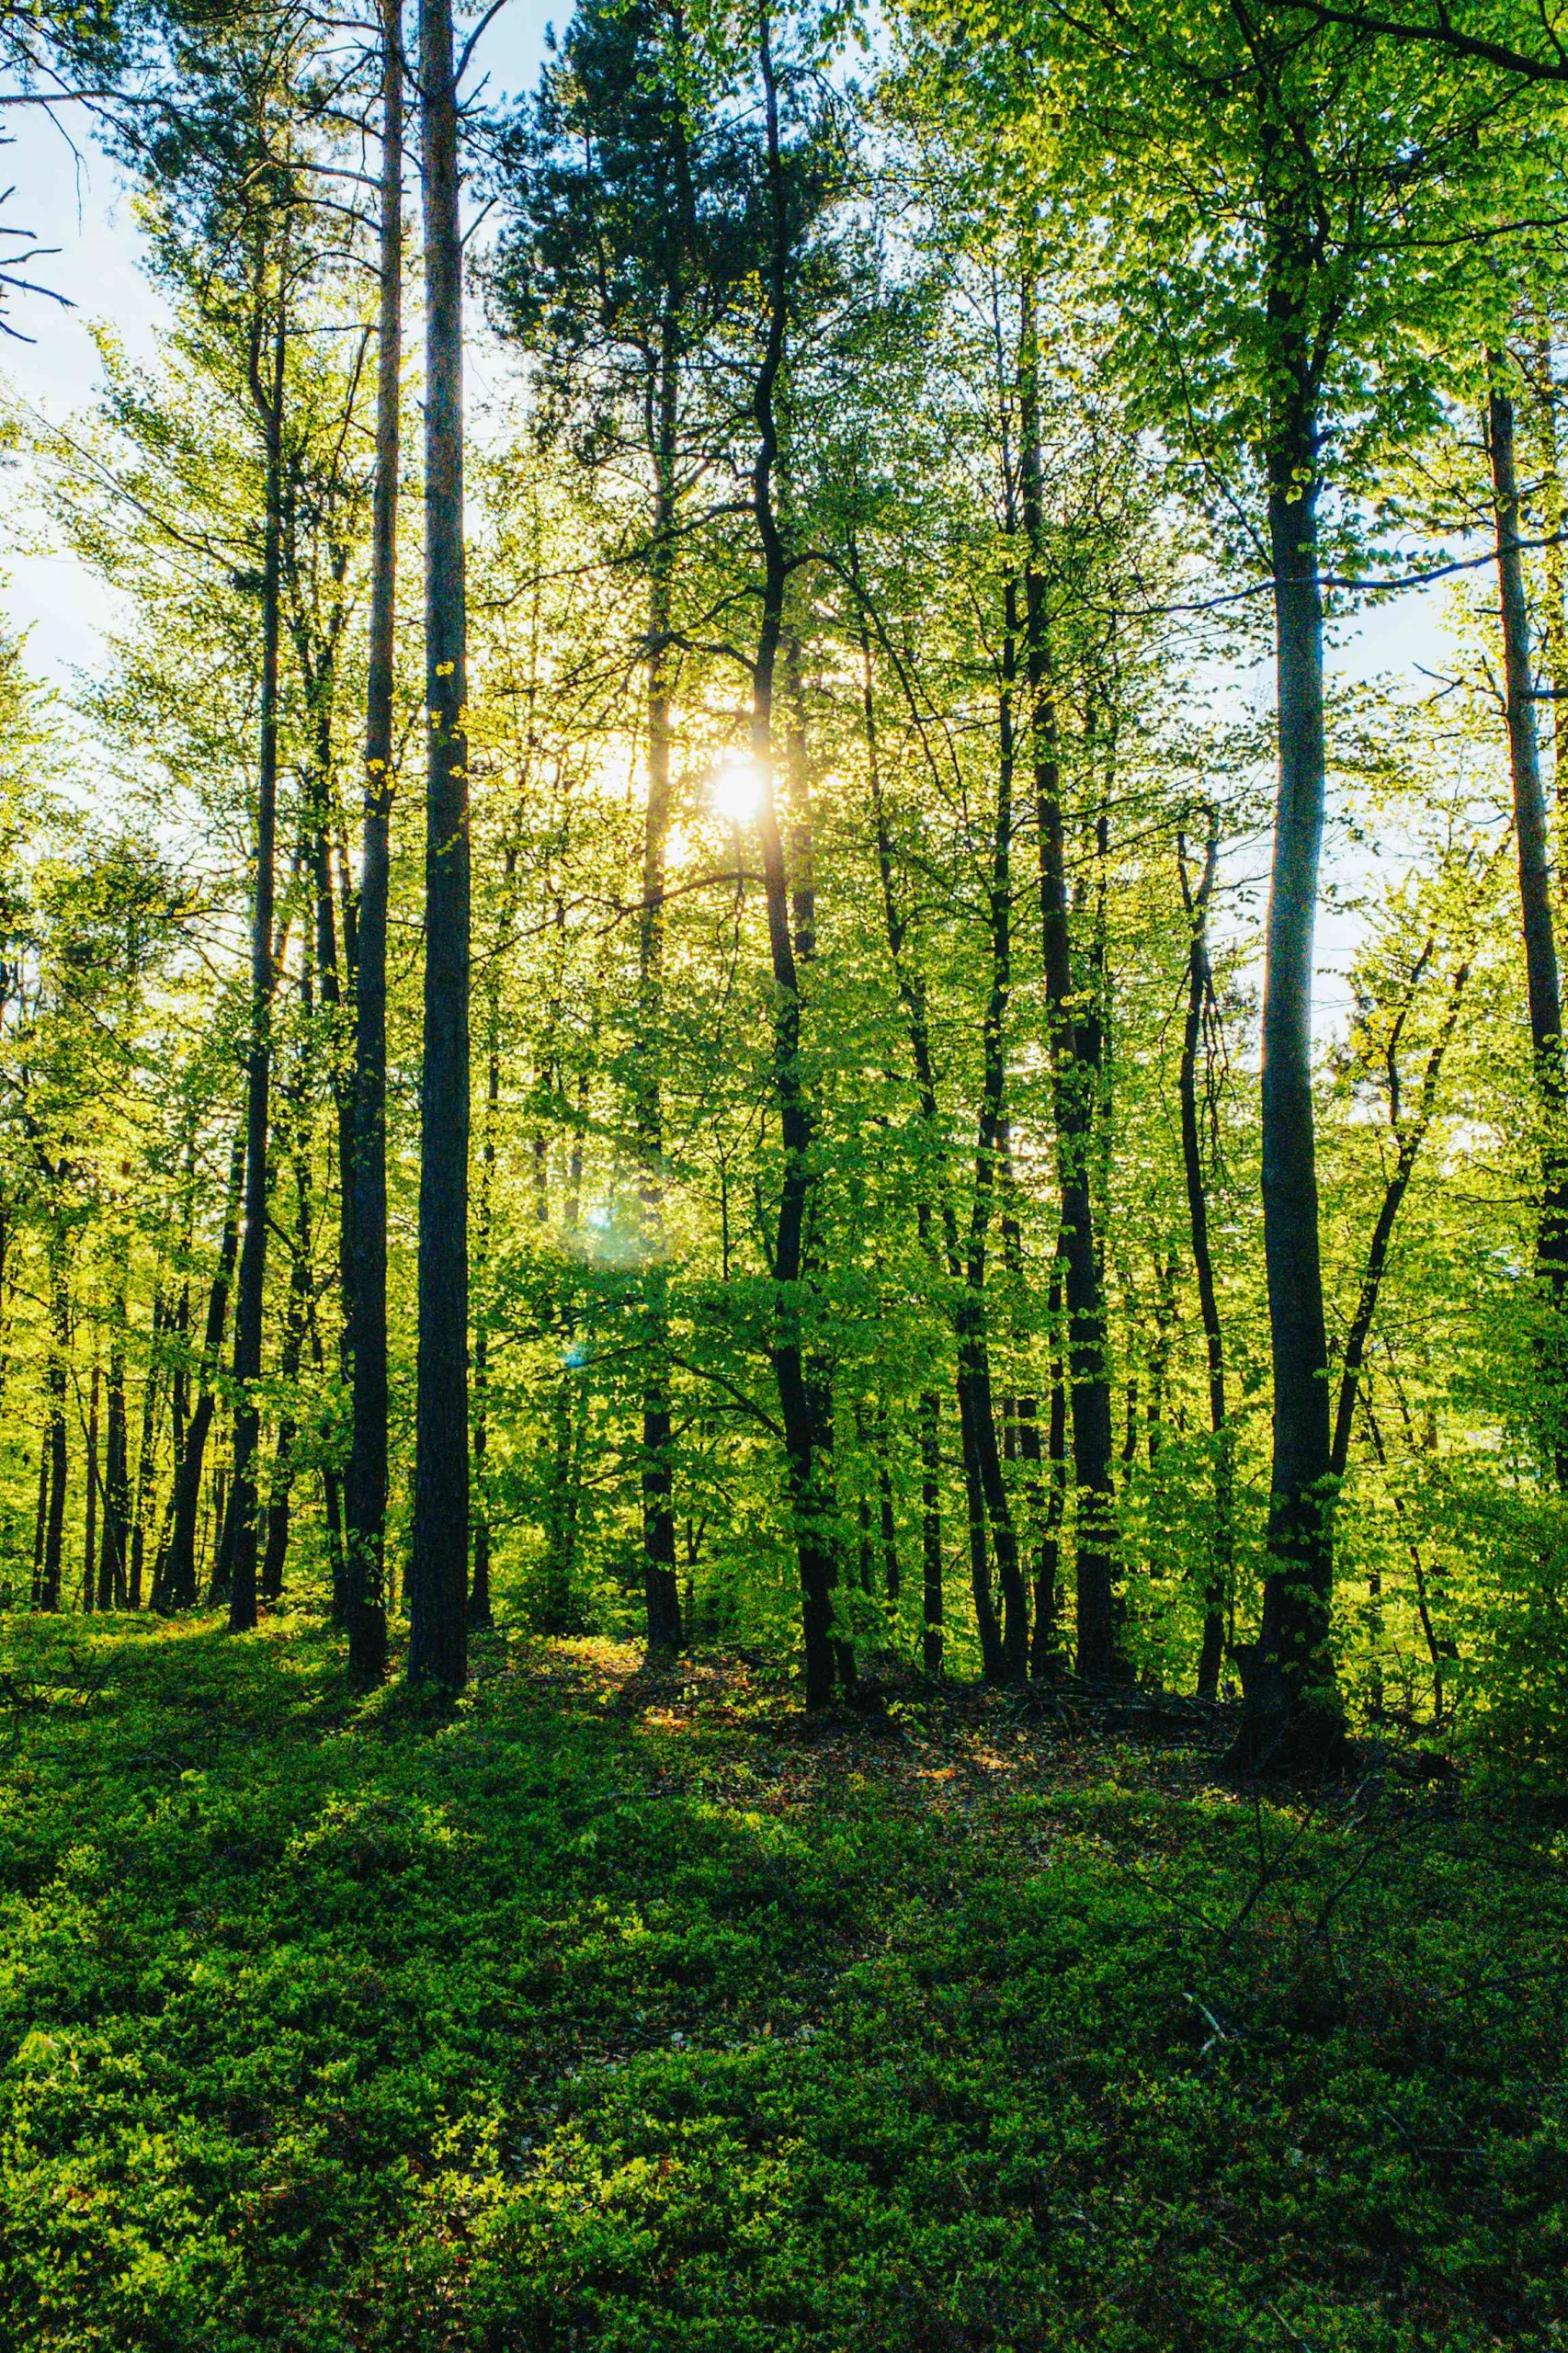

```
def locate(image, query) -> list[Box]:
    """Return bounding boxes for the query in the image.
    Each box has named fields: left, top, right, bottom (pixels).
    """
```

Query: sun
left=710, top=756, right=767, bottom=825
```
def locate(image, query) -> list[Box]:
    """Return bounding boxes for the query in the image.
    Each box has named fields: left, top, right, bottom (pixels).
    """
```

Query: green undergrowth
left=0, top=1615, right=1564, bottom=2352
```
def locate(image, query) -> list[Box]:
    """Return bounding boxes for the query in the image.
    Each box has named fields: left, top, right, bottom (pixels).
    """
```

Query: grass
left=0, top=1612, right=1564, bottom=2351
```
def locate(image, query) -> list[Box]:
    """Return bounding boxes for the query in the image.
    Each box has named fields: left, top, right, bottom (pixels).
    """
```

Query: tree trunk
left=309, top=689, right=355, bottom=1376
left=876, top=1406, right=899, bottom=1602
left=162, top=1131, right=244, bottom=1612
left=469, top=851, right=513, bottom=1636
left=30, top=1438, right=48, bottom=1609
left=918, top=1388, right=943, bottom=1673
left=82, top=1360, right=99, bottom=1613
left=634, top=301, right=685, bottom=1656
left=100, top=1292, right=130, bottom=1609
left=960, top=571, right=1028, bottom=1680
left=751, top=8, right=849, bottom=1711
left=1233, top=291, right=1342, bottom=1770
left=41, top=1243, right=68, bottom=1613
left=407, top=0, right=471, bottom=1690
left=129, top=1290, right=166, bottom=1612
left=1533, top=331, right=1568, bottom=906
left=1487, top=363, right=1568, bottom=1478
left=260, top=1111, right=315, bottom=1606
left=346, top=0, right=402, bottom=1688
left=1176, top=813, right=1231, bottom=1699
left=1028, top=1239, right=1069, bottom=1679
left=1019, top=281, right=1124, bottom=1683
left=228, top=253, right=289, bottom=1638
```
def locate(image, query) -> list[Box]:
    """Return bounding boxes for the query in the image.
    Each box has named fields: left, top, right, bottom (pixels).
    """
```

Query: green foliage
left=1420, top=1465, right=1568, bottom=1779
left=2, top=1617, right=1566, bottom=2350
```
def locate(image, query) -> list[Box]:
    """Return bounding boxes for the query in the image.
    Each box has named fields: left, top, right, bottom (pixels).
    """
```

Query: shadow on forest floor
left=0, top=1611, right=1563, bottom=2351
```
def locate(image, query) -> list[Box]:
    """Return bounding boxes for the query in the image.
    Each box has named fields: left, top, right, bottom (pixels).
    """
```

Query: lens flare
left=710, top=756, right=766, bottom=825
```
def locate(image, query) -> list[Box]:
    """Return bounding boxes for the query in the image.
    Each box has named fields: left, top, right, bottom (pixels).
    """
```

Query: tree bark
left=751, top=7, right=849, bottom=1711
left=1176, top=813, right=1231, bottom=1699
left=918, top=1387, right=943, bottom=1673
left=876, top=1406, right=899, bottom=1602
left=260, top=1000, right=317, bottom=1606
left=82, top=1360, right=99, bottom=1612
left=228, top=251, right=289, bottom=1637
left=100, top=1288, right=130, bottom=1609
left=960, top=571, right=1028, bottom=1680
left=346, top=0, right=402, bottom=1688
left=162, top=1131, right=244, bottom=1612
left=407, top=0, right=471, bottom=1690
left=30, top=1438, right=47, bottom=1609
left=1019, top=281, right=1124, bottom=1683
left=1028, top=1239, right=1068, bottom=1679
left=1233, top=272, right=1342, bottom=1769
left=40, top=1241, right=68, bottom=1613
left=1486, top=364, right=1568, bottom=1478
left=634, top=288, right=684, bottom=1654
left=128, top=1290, right=166, bottom=1612
left=469, top=849, right=513, bottom=1635
left=1532, top=331, right=1568, bottom=904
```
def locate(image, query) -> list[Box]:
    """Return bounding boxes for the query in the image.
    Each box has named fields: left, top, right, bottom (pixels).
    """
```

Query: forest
left=2, top=0, right=1568, bottom=2342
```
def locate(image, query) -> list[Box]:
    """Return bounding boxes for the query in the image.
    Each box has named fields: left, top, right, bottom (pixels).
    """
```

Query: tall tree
left=228, top=215, right=289, bottom=1637
left=345, top=0, right=402, bottom=1688
left=406, top=0, right=471, bottom=1690
left=1485, top=359, right=1568, bottom=1475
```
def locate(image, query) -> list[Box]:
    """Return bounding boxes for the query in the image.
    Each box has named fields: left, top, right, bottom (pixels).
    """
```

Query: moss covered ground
left=0, top=1614, right=1564, bottom=2350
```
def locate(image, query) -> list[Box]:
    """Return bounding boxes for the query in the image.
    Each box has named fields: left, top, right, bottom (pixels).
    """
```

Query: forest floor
left=0, top=1616, right=1564, bottom=2352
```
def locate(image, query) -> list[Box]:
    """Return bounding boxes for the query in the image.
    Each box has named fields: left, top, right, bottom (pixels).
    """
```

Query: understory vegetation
left=1, top=1614, right=1564, bottom=2352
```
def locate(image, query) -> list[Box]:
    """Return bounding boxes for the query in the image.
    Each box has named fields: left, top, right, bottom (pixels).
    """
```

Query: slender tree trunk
left=229, top=257, right=289, bottom=1638
left=876, top=1406, right=899, bottom=1602
left=1533, top=331, right=1568, bottom=906
left=959, top=575, right=1028, bottom=1680
left=346, top=0, right=402, bottom=1687
left=1019, top=282, right=1124, bottom=1683
left=1487, top=364, right=1568, bottom=1478
left=1177, top=814, right=1231, bottom=1699
left=150, top=1290, right=188, bottom=1608
left=919, top=1387, right=943, bottom=1673
left=41, top=1243, right=68, bottom=1613
left=164, top=1132, right=244, bottom=1612
left=302, top=1285, right=347, bottom=1610
left=309, top=678, right=356, bottom=1370
left=630, top=21, right=699, bottom=1658
left=1234, top=286, right=1342, bottom=1768
left=1028, top=1240, right=1068, bottom=1679
left=751, top=7, right=848, bottom=1711
left=634, top=311, right=685, bottom=1655
left=82, top=1361, right=99, bottom=1613
left=260, top=1085, right=314, bottom=1606
left=30, top=1438, right=48, bottom=1609
left=129, top=1291, right=166, bottom=1612
left=100, top=1292, right=130, bottom=1609
left=469, top=860, right=511, bottom=1634
left=407, top=0, right=472, bottom=1688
